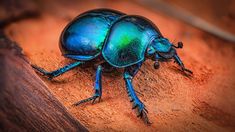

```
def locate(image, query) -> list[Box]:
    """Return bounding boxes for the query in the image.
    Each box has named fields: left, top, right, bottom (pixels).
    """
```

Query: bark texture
left=0, top=33, right=87, bottom=131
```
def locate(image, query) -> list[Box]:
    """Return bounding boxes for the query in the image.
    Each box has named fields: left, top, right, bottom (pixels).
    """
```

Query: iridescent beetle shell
left=59, top=9, right=172, bottom=67
left=60, top=9, right=125, bottom=61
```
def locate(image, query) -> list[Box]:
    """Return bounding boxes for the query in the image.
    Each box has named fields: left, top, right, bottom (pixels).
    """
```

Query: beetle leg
left=73, top=65, right=102, bottom=106
left=124, top=62, right=151, bottom=124
left=32, top=61, right=84, bottom=80
left=173, top=54, right=193, bottom=74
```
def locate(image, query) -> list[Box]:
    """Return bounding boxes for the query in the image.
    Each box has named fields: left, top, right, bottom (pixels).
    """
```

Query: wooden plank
left=0, top=33, right=87, bottom=131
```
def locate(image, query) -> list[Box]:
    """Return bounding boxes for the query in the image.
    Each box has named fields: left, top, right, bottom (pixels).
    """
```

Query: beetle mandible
left=32, top=8, right=193, bottom=124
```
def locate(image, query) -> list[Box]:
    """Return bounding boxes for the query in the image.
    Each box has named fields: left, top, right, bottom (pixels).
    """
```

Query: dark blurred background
left=1, top=0, right=235, bottom=42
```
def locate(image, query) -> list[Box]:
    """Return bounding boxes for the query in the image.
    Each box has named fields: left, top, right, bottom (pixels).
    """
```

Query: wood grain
left=0, top=33, right=87, bottom=131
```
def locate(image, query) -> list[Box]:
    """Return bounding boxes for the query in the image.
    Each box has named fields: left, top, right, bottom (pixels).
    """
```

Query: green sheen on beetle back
left=102, top=16, right=160, bottom=67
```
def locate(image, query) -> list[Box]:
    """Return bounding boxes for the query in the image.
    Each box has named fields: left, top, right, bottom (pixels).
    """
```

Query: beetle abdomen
left=102, top=15, right=161, bottom=68
left=60, top=9, right=125, bottom=60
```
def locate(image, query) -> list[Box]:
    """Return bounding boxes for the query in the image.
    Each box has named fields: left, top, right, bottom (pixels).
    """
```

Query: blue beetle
left=32, top=8, right=192, bottom=124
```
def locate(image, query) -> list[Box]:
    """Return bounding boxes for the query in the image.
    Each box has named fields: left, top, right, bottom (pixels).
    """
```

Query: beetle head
left=147, top=37, right=183, bottom=69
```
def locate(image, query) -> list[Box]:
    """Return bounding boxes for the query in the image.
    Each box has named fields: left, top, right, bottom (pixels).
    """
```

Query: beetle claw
left=73, top=95, right=100, bottom=106
left=137, top=108, right=151, bottom=125
left=131, top=101, right=151, bottom=124
left=32, top=64, right=55, bottom=79
left=91, top=95, right=101, bottom=104
left=91, top=98, right=97, bottom=104
left=182, top=68, right=193, bottom=74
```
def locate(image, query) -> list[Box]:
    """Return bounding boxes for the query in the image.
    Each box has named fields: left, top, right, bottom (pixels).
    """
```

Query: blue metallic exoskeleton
left=32, top=8, right=192, bottom=124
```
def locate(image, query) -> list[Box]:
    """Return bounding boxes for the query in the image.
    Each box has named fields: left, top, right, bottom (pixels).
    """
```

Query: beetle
left=32, top=8, right=192, bottom=124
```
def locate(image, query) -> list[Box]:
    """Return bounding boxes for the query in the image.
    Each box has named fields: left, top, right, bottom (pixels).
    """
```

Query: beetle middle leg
left=73, top=65, right=102, bottom=106
left=32, top=61, right=84, bottom=80
left=124, top=62, right=151, bottom=124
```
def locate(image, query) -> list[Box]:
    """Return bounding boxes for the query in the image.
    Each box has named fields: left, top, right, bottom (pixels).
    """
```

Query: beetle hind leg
left=73, top=65, right=102, bottom=106
left=32, top=61, right=84, bottom=80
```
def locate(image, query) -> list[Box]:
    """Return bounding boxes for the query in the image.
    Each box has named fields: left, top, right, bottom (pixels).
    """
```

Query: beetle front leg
left=173, top=54, right=193, bottom=74
left=124, top=62, right=151, bottom=124
left=73, top=65, right=102, bottom=106
left=32, top=61, right=84, bottom=80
